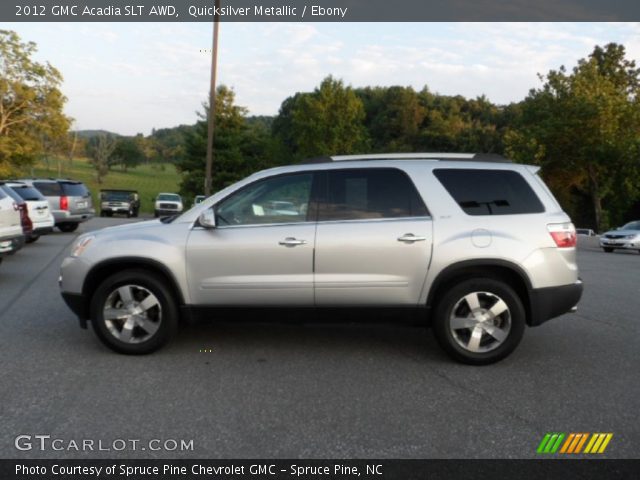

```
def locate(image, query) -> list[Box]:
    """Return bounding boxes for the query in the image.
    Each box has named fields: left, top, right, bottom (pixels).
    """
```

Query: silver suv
left=20, top=179, right=94, bottom=232
left=59, top=154, right=582, bottom=364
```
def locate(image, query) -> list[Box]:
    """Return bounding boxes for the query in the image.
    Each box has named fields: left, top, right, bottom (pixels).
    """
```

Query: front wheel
left=603, top=247, right=614, bottom=253
left=89, top=270, right=178, bottom=354
left=432, top=278, right=526, bottom=365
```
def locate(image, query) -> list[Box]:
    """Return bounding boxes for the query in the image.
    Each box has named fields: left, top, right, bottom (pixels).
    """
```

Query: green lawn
left=27, top=158, right=181, bottom=214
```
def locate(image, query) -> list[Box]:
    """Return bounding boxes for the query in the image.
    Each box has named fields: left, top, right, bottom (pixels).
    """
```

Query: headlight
left=71, top=235, right=95, bottom=257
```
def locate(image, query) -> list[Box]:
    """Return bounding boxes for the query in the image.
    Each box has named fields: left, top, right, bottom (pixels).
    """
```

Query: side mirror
left=198, top=209, right=216, bottom=229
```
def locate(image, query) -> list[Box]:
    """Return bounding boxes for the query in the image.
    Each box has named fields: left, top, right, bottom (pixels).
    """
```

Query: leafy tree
left=505, top=43, right=640, bottom=231
left=273, top=76, right=368, bottom=159
left=356, top=86, right=425, bottom=152
left=177, top=85, right=273, bottom=202
left=112, top=136, right=145, bottom=172
left=0, top=30, right=70, bottom=176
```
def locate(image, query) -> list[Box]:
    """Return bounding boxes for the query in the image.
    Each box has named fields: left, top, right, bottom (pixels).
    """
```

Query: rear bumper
left=53, top=210, right=95, bottom=224
left=32, top=226, right=54, bottom=236
left=529, top=279, right=583, bottom=326
left=0, top=235, right=25, bottom=255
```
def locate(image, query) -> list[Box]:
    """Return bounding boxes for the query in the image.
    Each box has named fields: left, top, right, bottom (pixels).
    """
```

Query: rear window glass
left=61, top=182, right=89, bottom=196
left=12, top=186, right=46, bottom=201
left=34, top=182, right=62, bottom=196
left=1, top=185, right=23, bottom=204
left=434, top=169, right=544, bottom=216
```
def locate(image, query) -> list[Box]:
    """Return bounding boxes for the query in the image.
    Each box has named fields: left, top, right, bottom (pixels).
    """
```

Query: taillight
left=548, top=223, right=577, bottom=248
left=60, top=195, right=68, bottom=210
left=19, top=205, right=32, bottom=232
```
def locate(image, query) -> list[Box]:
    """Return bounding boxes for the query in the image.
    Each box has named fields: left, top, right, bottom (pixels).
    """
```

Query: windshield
left=621, top=221, right=640, bottom=231
left=102, top=191, right=133, bottom=201
left=12, top=185, right=46, bottom=201
left=157, top=194, right=181, bottom=202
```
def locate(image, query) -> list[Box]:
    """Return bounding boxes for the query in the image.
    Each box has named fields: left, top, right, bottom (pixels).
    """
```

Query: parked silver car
left=59, top=153, right=582, bottom=364
left=599, top=220, right=640, bottom=253
left=20, top=178, right=94, bottom=232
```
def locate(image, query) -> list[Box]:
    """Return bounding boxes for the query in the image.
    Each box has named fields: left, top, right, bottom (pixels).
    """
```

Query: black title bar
left=3, top=0, right=640, bottom=22
left=3, top=459, right=640, bottom=480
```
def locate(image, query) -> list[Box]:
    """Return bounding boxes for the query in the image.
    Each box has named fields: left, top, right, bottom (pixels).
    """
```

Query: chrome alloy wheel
left=449, top=291, right=511, bottom=353
left=103, top=285, right=162, bottom=344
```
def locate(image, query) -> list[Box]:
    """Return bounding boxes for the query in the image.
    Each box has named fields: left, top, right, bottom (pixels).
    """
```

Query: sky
left=1, top=22, right=639, bottom=135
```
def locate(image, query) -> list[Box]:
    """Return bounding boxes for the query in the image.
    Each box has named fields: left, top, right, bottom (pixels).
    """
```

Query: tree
left=86, top=134, right=117, bottom=183
left=505, top=43, right=640, bottom=231
left=273, top=76, right=368, bottom=159
left=177, top=85, right=273, bottom=201
left=0, top=30, right=70, bottom=176
left=112, top=136, right=145, bottom=172
left=356, top=86, right=425, bottom=152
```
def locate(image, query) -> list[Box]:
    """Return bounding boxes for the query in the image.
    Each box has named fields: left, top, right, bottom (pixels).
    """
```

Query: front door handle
left=279, top=237, right=307, bottom=246
left=397, top=233, right=427, bottom=243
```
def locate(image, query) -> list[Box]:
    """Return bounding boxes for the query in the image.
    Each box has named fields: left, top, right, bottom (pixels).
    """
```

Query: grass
left=25, top=157, right=181, bottom=214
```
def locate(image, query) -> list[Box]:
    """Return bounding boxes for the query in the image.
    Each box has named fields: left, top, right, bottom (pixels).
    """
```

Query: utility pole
left=204, top=0, right=221, bottom=196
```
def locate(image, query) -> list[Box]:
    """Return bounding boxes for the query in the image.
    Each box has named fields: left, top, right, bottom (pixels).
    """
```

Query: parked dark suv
left=21, top=179, right=95, bottom=232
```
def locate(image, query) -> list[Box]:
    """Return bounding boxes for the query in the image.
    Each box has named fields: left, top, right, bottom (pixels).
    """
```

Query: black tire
left=154, top=211, right=159, bottom=218
left=89, top=269, right=178, bottom=354
left=603, top=247, right=614, bottom=253
left=126, top=210, right=132, bottom=218
left=25, top=235, right=40, bottom=244
left=58, top=223, right=79, bottom=233
left=432, top=278, right=526, bottom=365
left=100, top=211, right=106, bottom=217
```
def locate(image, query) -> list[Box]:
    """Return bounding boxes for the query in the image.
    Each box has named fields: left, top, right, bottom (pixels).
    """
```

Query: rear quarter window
left=434, top=168, right=544, bottom=215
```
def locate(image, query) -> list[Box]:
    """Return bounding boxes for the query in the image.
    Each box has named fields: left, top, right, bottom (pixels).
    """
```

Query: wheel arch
left=426, top=259, right=533, bottom=325
left=81, top=257, right=186, bottom=319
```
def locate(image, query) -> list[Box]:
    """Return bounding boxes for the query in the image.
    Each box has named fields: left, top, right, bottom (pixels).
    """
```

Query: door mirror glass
left=198, top=209, right=216, bottom=228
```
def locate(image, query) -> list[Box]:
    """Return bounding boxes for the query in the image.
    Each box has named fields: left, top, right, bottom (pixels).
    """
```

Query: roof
left=301, top=153, right=511, bottom=164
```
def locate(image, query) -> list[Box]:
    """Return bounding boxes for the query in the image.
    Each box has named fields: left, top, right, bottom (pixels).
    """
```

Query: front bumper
left=61, top=291, right=89, bottom=328
left=155, top=209, right=181, bottom=216
left=529, top=279, right=583, bottom=326
left=600, top=239, right=639, bottom=249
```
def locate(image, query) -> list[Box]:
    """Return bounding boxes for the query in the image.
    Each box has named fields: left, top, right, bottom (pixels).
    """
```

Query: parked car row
left=0, top=178, right=95, bottom=264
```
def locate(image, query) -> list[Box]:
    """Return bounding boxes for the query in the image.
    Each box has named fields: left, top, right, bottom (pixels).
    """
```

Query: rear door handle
left=397, top=233, right=427, bottom=243
left=279, top=237, right=307, bottom=246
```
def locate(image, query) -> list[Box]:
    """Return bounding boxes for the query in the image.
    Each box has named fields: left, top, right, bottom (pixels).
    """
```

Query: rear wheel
left=432, top=278, right=525, bottom=365
left=58, top=223, right=79, bottom=233
left=603, top=247, right=614, bottom=253
left=89, top=270, right=178, bottom=354
left=26, top=235, right=40, bottom=244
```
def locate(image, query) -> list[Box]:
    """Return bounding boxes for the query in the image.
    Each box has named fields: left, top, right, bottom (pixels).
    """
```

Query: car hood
left=94, top=219, right=163, bottom=236
left=603, top=229, right=640, bottom=236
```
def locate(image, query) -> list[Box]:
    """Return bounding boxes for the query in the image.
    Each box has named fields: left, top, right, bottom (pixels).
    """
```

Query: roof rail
left=300, top=153, right=511, bottom=164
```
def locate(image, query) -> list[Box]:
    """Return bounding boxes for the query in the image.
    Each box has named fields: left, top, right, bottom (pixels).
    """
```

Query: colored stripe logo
left=537, top=433, right=613, bottom=454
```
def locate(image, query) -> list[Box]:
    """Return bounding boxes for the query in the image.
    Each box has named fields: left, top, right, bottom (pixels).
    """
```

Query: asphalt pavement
left=0, top=219, right=638, bottom=459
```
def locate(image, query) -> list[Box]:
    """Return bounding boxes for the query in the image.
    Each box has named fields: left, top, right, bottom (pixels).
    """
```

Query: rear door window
left=434, top=169, right=544, bottom=215
left=319, top=168, right=429, bottom=221
left=34, top=182, right=62, bottom=196
left=61, top=182, right=89, bottom=197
